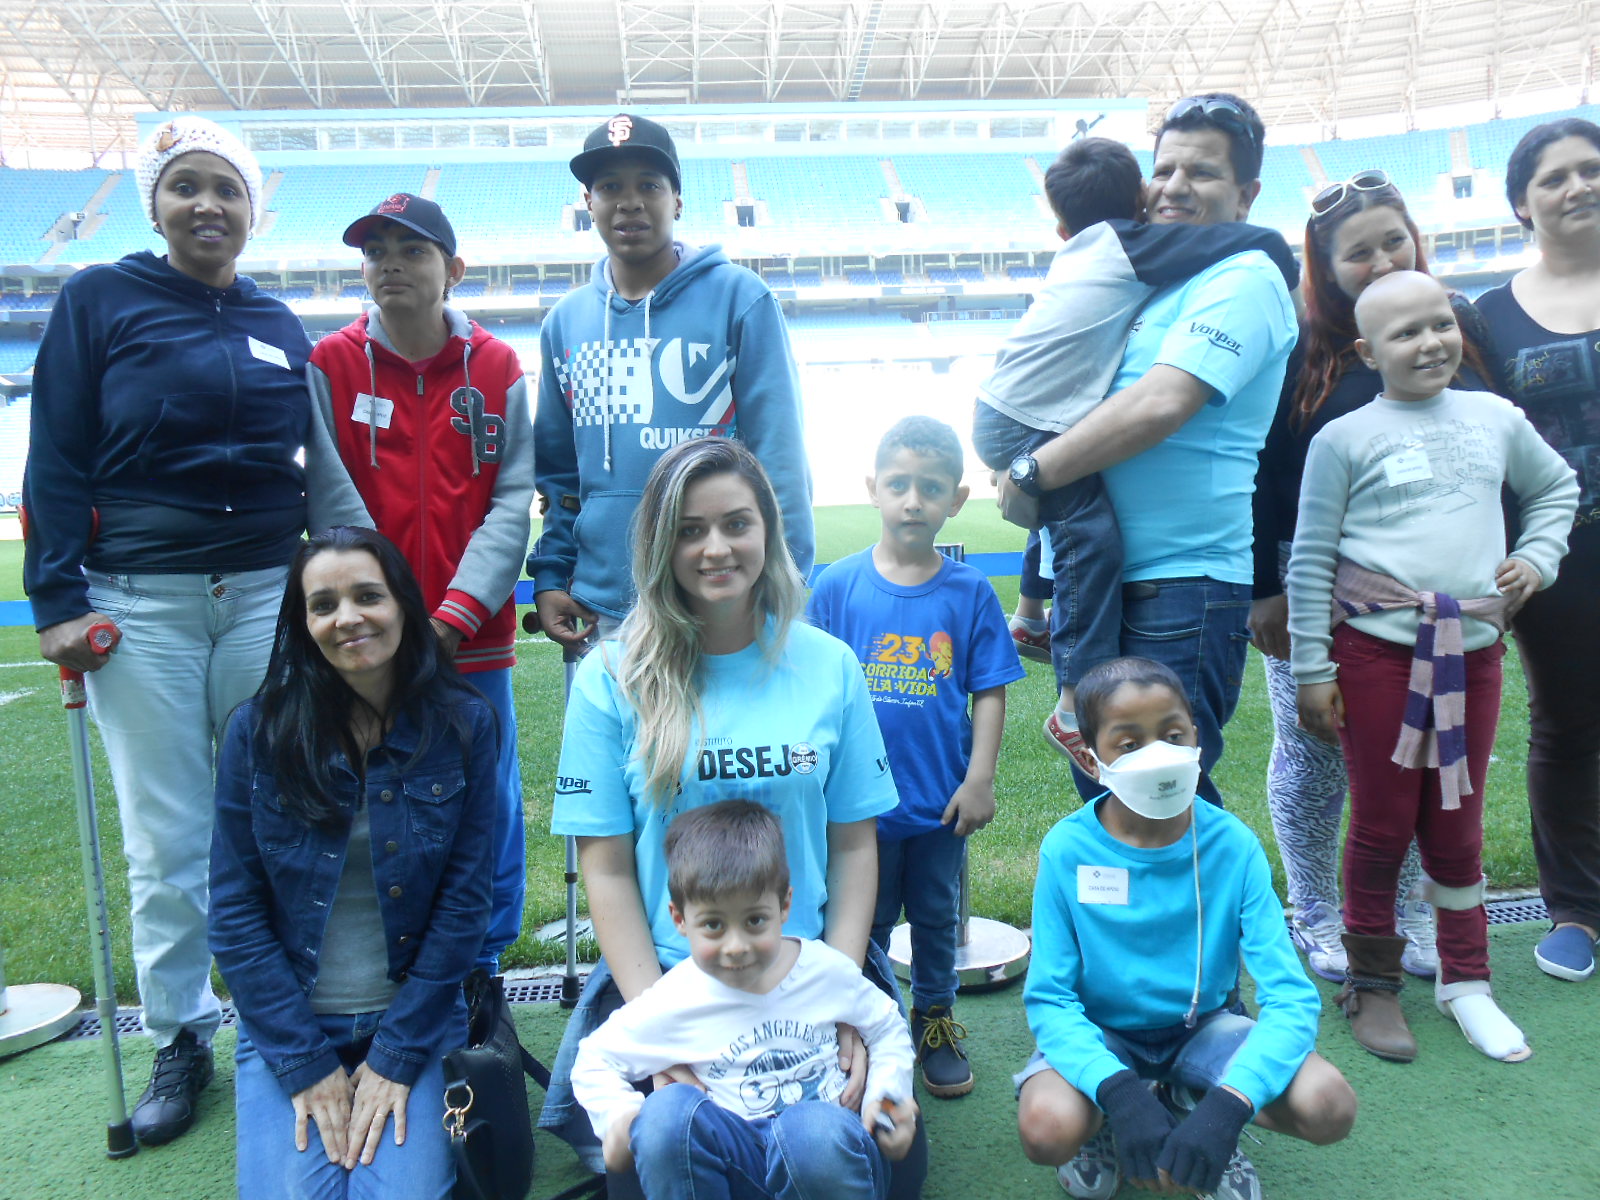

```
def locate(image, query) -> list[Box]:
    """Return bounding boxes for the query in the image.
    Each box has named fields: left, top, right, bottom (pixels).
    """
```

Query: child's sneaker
left=1211, top=1146, right=1263, bottom=1200
left=1044, top=711, right=1098, bottom=776
left=1010, top=617, right=1052, bottom=663
left=1395, top=893, right=1439, bottom=978
left=1289, top=899, right=1348, bottom=983
left=911, top=1005, right=973, bottom=1098
left=1057, top=1127, right=1120, bottom=1200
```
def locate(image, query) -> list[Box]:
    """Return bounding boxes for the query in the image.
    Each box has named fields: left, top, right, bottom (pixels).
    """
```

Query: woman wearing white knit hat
left=22, top=114, right=368, bottom=1146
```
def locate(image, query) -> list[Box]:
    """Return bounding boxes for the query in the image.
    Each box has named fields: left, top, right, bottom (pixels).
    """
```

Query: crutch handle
left=59, top=621, right=120, bottom=708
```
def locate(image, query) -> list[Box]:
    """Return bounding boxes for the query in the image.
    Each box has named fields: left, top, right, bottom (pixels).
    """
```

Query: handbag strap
left=544, top=1179, right=608, bottom=1200
left=522, top=1044, right=550, bottom=1090
left=448, top=1133, right=495, bottom=1200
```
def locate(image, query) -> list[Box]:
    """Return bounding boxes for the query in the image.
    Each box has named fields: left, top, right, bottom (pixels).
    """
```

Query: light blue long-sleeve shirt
left=1024, top=799, right=1321, bottom=1112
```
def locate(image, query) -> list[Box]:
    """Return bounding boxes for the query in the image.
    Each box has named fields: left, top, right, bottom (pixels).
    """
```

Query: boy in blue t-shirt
left=808, top=416, right=1025, bottom=1098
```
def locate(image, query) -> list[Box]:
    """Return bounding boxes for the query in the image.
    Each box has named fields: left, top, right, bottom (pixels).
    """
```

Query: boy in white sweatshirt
left=572, top=800, right=917, bottom=1199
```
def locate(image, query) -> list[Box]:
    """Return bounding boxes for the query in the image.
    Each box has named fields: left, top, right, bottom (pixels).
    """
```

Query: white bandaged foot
left=1435, top=979, right=1531, bottom=1062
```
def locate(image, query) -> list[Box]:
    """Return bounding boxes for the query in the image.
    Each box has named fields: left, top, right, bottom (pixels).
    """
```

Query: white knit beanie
left=136, top=116, right=263, bottom=234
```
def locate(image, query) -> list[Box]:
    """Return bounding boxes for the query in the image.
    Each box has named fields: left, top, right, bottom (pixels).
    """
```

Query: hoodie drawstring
left=364, top=340, right=379, bottom=468
left=462, top=339, right=478, bottom=478
left=602, top=290, right=614, bottom=472
left=600, top=288, right=657, bottom=474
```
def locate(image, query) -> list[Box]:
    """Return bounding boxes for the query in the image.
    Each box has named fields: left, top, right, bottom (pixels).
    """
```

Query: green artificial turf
left=3, top=922, right=1597, bottom=1199
left=0, top=504, right=1536, bottom=1002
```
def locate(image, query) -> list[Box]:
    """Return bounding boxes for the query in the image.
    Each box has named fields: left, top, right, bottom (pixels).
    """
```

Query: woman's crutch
left=60, top=620, right=137, bottom=1158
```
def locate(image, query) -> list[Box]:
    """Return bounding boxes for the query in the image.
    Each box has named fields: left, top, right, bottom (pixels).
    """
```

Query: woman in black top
left=1250, top=172, right=1492, bottom=988
left=1475, top=117, right=1600, bottom=984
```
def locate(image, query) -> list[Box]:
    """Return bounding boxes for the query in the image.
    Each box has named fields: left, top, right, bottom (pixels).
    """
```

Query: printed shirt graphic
left=551, top=621, right=897, bottom=965
left=807, top=551, right=1024, bottom=841
left=557, top=335, right=736, bottom=432
left=1099, top=250, right=1296, bottom=583
left=1475, top=283, right=1600, bottom=525
left=570, top=940, right=915, bottom=1140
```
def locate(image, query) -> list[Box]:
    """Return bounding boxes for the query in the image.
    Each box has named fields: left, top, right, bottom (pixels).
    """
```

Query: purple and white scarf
left=1330, top=558, right=1509, bottom=810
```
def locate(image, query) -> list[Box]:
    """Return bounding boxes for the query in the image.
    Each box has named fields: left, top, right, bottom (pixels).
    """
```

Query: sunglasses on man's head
left=1310, top=169, right=1393, bottom=216
left=1164, top=96, right=1261, bottom=152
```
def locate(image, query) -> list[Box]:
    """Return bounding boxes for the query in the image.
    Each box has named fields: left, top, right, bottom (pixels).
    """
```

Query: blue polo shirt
left=1100, top=249, right=1297, bottom=584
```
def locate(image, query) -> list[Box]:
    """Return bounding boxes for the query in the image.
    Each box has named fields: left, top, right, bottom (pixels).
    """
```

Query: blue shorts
left=1013, top=1009, right=1256, bottom=1101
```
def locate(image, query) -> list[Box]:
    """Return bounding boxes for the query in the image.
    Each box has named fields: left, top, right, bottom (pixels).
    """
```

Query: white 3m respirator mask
left=1094, top=740, right=1202, bottom=820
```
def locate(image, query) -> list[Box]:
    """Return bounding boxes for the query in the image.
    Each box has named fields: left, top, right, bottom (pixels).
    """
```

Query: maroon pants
left=1333, top=625, right=1505, bottom=984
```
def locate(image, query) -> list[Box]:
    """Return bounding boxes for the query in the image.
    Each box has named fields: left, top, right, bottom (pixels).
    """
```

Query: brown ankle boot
left=1334, top=933, right=1418, bottom=1063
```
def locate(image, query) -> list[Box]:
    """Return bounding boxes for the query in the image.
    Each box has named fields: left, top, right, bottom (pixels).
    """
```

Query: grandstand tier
left=8, top=102, right=1595, bottom=276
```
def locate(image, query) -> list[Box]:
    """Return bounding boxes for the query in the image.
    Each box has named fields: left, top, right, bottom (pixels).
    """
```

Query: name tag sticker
left=353, top=393, right=394, bottom=429
left=1382, top=446, right=1433, bottom=487
left=1078, top=865, right=1129, bottom=906
left=247, top=336, right=291, bottom=370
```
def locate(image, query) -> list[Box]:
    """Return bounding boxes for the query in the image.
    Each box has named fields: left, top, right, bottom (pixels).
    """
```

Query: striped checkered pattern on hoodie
left=1330, top=557, right=1509, bottom=811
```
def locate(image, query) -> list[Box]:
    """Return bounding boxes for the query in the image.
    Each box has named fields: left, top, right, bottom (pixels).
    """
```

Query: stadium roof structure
left=2, top=0, right=1596, bottom=158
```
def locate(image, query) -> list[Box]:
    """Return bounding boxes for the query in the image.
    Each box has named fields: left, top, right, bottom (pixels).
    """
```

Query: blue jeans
left=1014, top=1010, right=1258, bottom=1099
left=632, top=1083, right=888, bottom=1200
left=1019, top=531, right=1052, bottom=602
left=83, top=565, right=286, bottom=1046
left=234, top=1011, right=455, bottom=1200
left=468, top=667, right=526, bottom=969
left=872, top=827, right=963, bottom=1012
left=1068, top=577, right=1252, bottom=809
left=972, top=402, right=1123, bottom=690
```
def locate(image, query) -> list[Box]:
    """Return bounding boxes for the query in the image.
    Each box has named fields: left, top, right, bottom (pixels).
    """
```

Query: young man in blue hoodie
left=529, top=114, right=814, bottom=645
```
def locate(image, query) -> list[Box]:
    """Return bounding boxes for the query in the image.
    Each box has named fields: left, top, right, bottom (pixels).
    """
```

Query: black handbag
left=443, top=969, right=605, bottom=1200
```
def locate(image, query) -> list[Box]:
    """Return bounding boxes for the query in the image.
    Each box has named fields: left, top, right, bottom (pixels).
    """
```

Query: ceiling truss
left=1, top=1, right=1594, bottom=159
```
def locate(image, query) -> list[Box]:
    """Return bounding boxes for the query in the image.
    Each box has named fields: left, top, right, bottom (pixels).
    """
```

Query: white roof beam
left=150, top=0, right=245, bottom=109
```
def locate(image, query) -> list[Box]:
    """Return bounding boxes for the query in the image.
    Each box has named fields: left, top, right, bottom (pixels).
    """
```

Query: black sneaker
left=911, top=1005, right=973, bottom=1098
left=132, top=1029, right=214, bottom=1145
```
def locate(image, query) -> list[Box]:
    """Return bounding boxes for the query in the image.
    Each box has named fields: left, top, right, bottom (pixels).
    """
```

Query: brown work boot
left=1334, top=933, right=1417, bottom=1062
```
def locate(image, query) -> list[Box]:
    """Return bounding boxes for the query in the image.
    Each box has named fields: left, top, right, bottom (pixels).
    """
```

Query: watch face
left=1009, top=456, right=1033, bottom=485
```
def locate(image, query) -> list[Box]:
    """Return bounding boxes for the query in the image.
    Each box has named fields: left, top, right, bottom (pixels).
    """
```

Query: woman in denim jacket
left=210, top=526, right=497, bottom=1200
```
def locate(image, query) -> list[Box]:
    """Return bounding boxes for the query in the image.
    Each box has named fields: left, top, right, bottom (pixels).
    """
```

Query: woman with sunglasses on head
left=1475, top=118, right=1600, bottom=985
left=1250, top=171, right=1495, bottom=1041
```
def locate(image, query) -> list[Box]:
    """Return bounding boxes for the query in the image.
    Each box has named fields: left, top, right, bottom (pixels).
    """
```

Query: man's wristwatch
left=1008, top=453, right=1044, bottom=498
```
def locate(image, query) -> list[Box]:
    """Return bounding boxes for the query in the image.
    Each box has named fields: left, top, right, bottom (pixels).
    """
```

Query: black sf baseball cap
left=343, top=193, right=457, bottom=258
left=570, top=114, right=681, bottom=193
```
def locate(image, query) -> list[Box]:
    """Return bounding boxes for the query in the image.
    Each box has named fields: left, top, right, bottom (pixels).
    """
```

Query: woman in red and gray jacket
left=309, top=193, right=534, bottom=970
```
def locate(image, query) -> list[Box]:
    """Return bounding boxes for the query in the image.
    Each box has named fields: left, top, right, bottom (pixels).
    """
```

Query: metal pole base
left=887, top=918, right=1031, bottom=993
left=106, top=1119, right=137, bottom=1159
left=0, top=983, right=82, bottom=1059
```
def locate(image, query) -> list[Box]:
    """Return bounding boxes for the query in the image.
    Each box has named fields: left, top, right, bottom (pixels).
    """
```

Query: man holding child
left=998, top=93, right=1299, bottom=807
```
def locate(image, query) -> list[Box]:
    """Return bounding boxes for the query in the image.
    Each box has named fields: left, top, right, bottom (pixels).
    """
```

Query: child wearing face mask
left=1289, top=271, right=1578, bottom=1065
left=1015, top=657, right=1354, bottom=1200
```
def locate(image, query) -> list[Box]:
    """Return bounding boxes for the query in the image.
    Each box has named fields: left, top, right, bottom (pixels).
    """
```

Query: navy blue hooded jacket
left=23, top=251, right=360, bottom=629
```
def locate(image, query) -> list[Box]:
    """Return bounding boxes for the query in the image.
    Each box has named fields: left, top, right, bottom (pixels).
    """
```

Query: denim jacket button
left=380, top=789, right=395, bottom=802
left=431, top=783, right=443, bottom=795
left=388, top=885, right=402, bottom=898
left=398, top=935, right=410, bottom=945
left=385, top=840, right=399, bottom=854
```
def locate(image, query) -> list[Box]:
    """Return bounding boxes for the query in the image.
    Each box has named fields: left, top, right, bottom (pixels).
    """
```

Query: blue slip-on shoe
left=1534, top=924, right=1597, bottom=982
